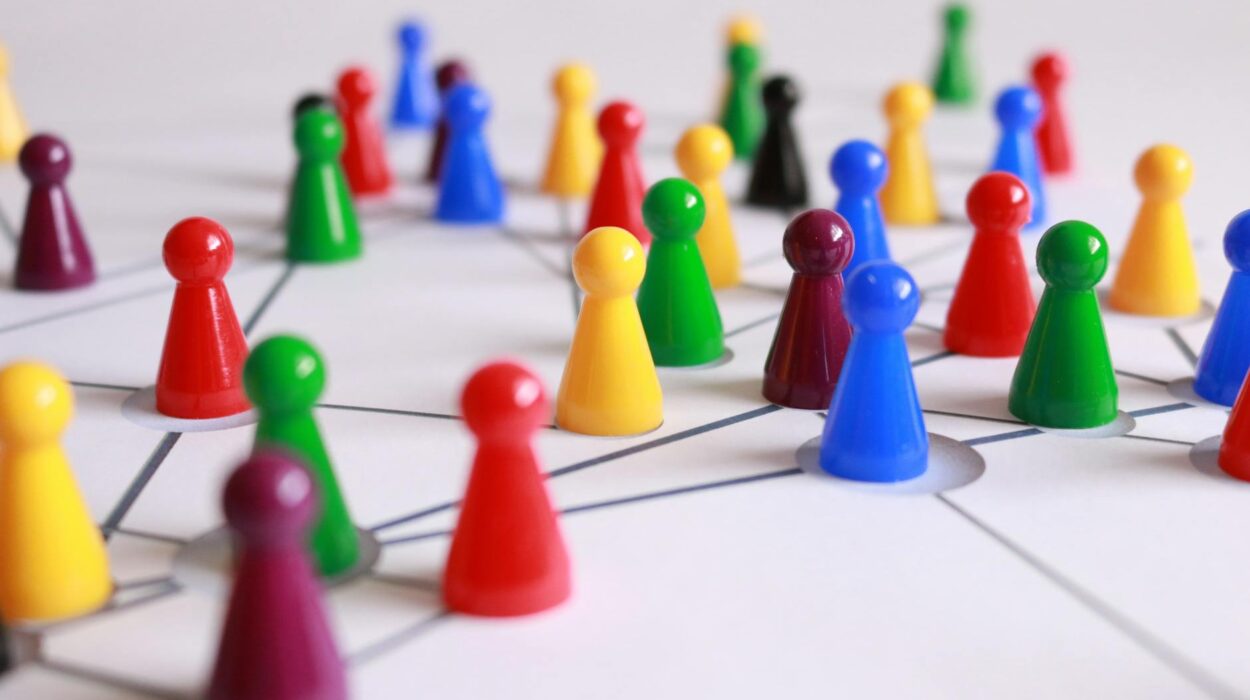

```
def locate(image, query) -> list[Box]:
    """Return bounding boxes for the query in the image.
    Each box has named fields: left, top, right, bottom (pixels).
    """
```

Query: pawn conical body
left=436, top=85, right=504, bottom=224
left=542, top=65, right=602, bottom=198
left=880, top=85, right=939, bottom=226
left=1109, top=199, right=1199, bottom=316
left=637, top=236, right=724, bottom=366
left=286, top=112, right=362, bottom=263
left=1195, top=270, right=1250, bottom=406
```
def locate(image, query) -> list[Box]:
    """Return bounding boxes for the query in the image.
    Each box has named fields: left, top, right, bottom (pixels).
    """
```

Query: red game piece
left=1031, top=52, right=1074, bottom=175
left=1220, top=379, right=1250, bottom=480
left=155, top=217, right=250, bottom=419
left=762, top=209, right=854, bottom=409
left=14, top=134, right=95, bottom=291
left=444, top=361, right=571, bottom=617
left=336, top=65, right=393, bottom=196
left=584, top=101, right=649, bottom=245
left=944, top=172, right=1036, bottom=357
left=207, top=451, right=347, bottom=700
left=424, top=59, right=471, bottom=183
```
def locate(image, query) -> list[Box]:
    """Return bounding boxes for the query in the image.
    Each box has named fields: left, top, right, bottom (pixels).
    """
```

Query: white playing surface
left=2, top=2, right=1250, bottom=698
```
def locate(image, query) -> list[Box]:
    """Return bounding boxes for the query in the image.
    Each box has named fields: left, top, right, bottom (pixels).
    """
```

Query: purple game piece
left=14, top=134, right=95, bottom=291
left=762, top=209, right=855, bottom=409
left=424, top=59, right=471, bottom=182
left=207, top=451, right=347, bottom=700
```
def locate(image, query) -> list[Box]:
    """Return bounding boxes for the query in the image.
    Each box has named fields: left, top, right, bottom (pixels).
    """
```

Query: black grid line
left=724, top=312, right=779, bottom=338
left=69, top=380, right=142, bottom=392
left=37, top=658, right=183, bottom=700
left=348, top=611, right=451, bottom=667
left=1115, top=369, right=1171, bottom=387
left=1166, top=328, right=1199, bottom=367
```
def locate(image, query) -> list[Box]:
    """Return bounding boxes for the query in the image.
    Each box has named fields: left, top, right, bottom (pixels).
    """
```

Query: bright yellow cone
left=879, top=82, right=940, bottom=226
left=0, top=45, right=28, bottom=163
left=676, top=124, right=741, bottom=289
left=541, top=63, right=602, bottom=198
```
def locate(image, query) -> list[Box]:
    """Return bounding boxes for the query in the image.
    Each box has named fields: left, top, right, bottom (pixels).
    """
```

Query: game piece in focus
left=719, top=37, right=764, bottom=161
left=932, top=3, right=976, bottom=105
left=292, top=92, right=333, bottom=121
left=541, top=63, right=602, bottom=197
left=435, top=84, right=505, bottom=224
left=0, top=361, right=111, bottom=622
left=156, top=218, right=250, bottom=419
left=445, top=361, right=571, bottom=617
left=637, top=178, right=725, bottom=366
left=820, top=262, right=928, bottom=482
left=1108, top=144, right=1199, bottom=317
left=14, top=134, right=95, bottom=291
left=763, top=210, right=854, bottom=410
left=1031, top=52, right=1074, bottom=175
left=389, top=19, right=438, bottom=130
left=424, top=60, right=471, bottom=183
left=880, top=82, right=939, bottom=225
left=584, top=101, right=649, bottom=244
left=989, top=86, right=1045, bottom=229
left=831, top=139, right=890, bottom=274
left=1195, top=211, right=1250, bottom=406
left=336, top=66, right=394, bottom=197
left=286, top=110, right=363, bottom=263
left=944, top=172, right=1035, bottom=356
left=675, top=124, right=740, bottom=288
left=1009, top=220, right=1117, bottom=428
left=207, top=451, right=347, bottom=700
left=745, top=75, right=807, bottom=208
left=0, top=44, right=26, bottom=162
left=244, top=335, right=360, bottom=578
left=556, top=227, right=662, bottom=435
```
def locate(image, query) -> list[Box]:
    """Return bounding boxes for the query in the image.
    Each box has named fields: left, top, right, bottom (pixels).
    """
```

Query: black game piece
left=745, top=75, right=808, bottom=209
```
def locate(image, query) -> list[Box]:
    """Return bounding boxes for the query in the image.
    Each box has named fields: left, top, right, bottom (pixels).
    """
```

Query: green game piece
left=932, top=4, right=977, bottom=105
left=286, top=109, right=363, bottom=263
left=1008, top=221, right=1119, bottom=428
left=244, top=334, right=360, bottom=577
left=637, top=178, right=725, bottom=367
left=719, top=43, right=765, bottom=161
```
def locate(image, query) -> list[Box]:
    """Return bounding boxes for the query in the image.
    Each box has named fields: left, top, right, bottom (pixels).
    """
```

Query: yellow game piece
left=541, top=63, right=602, bottom=198
left=556, top=227, right=663, bottom=436
left=0, top=361, right=111, bottom=623
left=725, top=14, right=763, bottom=46
left=675, top=124, right=741, bottom=289
left=879, top=82, right=940, bottom=226
left=1109, top=144, right=1200, bottom=316
left=0, top=45, right=28, bottom=163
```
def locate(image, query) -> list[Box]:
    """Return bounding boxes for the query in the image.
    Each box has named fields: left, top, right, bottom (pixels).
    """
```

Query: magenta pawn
left=424, top=59, right=471, bottom=182
left=14, top=134, right=95, bottom=291
left=762, top=209, right=855, bottom=409
left=207, top=451, right=347, bottom=700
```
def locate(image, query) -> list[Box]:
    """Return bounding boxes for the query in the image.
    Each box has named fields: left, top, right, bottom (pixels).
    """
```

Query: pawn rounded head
left=292, top=92, right=333, bottom=121
left=444, top=83, right=491, bottom=131
left=436, top=60, right=471, bottom=93
left=552, top=63, right=595, bottom=104
left=244, top=334, right=326, bottom=415
left=223, top=451, right=316, bottom=542
left=573, top=227, right=646, bottom=297
left=728, top=43, right=761, bottom=74
left=1134, top=144, right=1192, bottom=200
left=643, top=178, right=706, bottom=242
left=761, top=75, right=799, bottom=114
left=844, top=262, right=920, bottom=333
left=294, top=109, right=345, bottom=160
left=1031, top=52, right=1068, bottom=90
left=398, top=20, right=427, bottom=51
left=944, top=3, right=971, bottom=31
left=598, top=100, right=644, bottom=147
left=675, top=124, right=733, bottom=180
left=966, top=172, right=1032, bottom=232
left=726, top=15, right=763, bottom=45
left=163, top=217, right=235, bottom=285
left=461, top=360, right=549, bottom=441
left=1223, top=209, right=1250, bottom=272
left=994, top=85, right=1043, bottom=129
left=782, top=209, right=855, bottom=276
left=883, top=82, right=933, bottom=127
left=0, top=361, right=73, bottom=447
left=1036, top=220, right=1108, bottom=290
left=336, top=66, right=377, bottom=106
left=830, top=139, right=888, bottom=194
left=19, top=133, right=72, bottom=184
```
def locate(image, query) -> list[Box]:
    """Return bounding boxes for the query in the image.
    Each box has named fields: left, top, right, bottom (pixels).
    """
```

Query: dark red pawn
left=155, top=218, right=250, bottom=419
left=762, top=210, right=854, bottom=409
left=1032, top=53, right=1074, bottom=175
left=336, top=66, right=394, bottom=196
left=208, top=451, right=347, bottom=700
left=14, top=134, right=95, bottom=291
left=584, top=101, right=649, bottom=245
left=444, top=361, right=571, bottom=617
left=944, top=172, right=1035, bottom=356
left=424, top=60, right=471, bottom=183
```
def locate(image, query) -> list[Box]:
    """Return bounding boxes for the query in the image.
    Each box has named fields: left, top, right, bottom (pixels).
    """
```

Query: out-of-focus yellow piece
left=541, top=63, right=602, bottom=198
left=726, top=15, right=763, bottom=46
left=879, top=82, right=940, bottom=225
left=0, top=44, right=28, bottom=162
left=676, top=124, right=740, bottom=289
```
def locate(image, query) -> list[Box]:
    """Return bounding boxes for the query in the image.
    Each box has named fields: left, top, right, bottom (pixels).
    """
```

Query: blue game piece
left=435, top=84, right=505, bottom=224
left=989, top=85, right=1045, bottom=229
left=831, top=140, right=891, bottom=274
left=819, top=261, right=928, bottom=482
left=1194, top=210, right=1250, bottom=406
left=390, top=20, right=439, bottom=129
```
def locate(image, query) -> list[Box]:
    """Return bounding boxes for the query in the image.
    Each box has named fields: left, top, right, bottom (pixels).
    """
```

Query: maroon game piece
left=762, top=210, right=855, bottom=409
left=424, top=59, right=471, bottom=183
left=336, top=65, right=394, bottom=196
left=444, top=361, right=571, bottom=617
left=208, top=451, right=347, bottom=700
left=583, top=101, right=650, bottom=245
left=1031, top=52, right=1074, bottom=175
left=13, top=134, right=95, bottom=291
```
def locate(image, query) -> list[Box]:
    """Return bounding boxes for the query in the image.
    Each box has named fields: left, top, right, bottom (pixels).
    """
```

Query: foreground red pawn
left=945, top=173, right=1035, bottom=357
left=444, top=361, right=571, bottom=617
left=1031, top=52, right=1074, bottom=175
left=1220, top=371, right=1250, bottom=479
left=155, top=218, right=250, bottom=419
left=337, top=66, right=393, bottom=196
left=584, top=101, right=649, bottom=245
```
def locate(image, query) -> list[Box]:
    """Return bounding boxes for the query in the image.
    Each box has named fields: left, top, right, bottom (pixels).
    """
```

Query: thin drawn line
left=241, top=262, right=296, bottom=335
left=0, top=283, right=172, bottom=336
left=556, top=200, right=581, bottom=320
left=725, top=313, right=779, bottom=338
left=962, top=426, right=1043, bottom=447
left=912, top=321, right=945, bottom=334
left=70, top=380, right=142, bottom=392
left=1120, top=433, right=1197, bottom=447
left=922, top=408, right=1026, bottom=426
left=1115, top=369, right=1171, bottom=387
left=348, top=611, right=451, bottom=667
left=101, top=432, right=183, bottom=539
left=109, top=527, right=189, bottom=546
left=318, top=403, right=461, bottom=422
left=497, top=226, right=567, bottom=278
left=1128, top=402, right=1192, bottom=418
left=0, top=201, right=15, bottom=242
left=37, top=658, right=183, bottom=700
left=912, top=349, right=955, bottom=367
left=1166, top=328, right=1198, bottom=367
left=114, top=575, right=175, bottom=592
left=367, top=572, right=441, bottom=593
